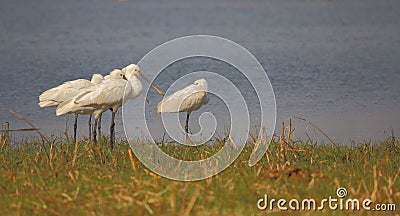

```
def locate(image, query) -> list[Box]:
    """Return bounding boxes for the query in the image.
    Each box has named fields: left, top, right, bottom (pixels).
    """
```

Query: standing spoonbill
left=157, top=79, right=209, bottom=134
left=55, top=69, right=126, bottom=145
left=38, top=73, right=104, bottom=143
left=56, top=64, right=165, bottom=148
left=95, top=69, right=122, bottom=138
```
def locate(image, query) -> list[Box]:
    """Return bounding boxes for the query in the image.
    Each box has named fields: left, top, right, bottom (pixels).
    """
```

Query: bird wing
left=40, top=88, right=87, bottom=105
left=157, top=84, right=207, bottom=113
left=39, top=79, right=93, bottom=106
left=179, top=91, right=208, bottom=112
left=157, top=85, right=193, bottom=113
left=73, top=79, right=126, bottom=109
left=59, top=79, right=93, bottom=89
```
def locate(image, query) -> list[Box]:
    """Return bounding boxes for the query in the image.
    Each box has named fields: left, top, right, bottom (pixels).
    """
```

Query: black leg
left=88, top=114, right=92, bottom=141
left=98, top=113, right=102, bottom=138
left=185, top=112, right=190, bottom=134
left=93, top=118, right=98, bottom=145
left=110, top=111, right=116, bottom=149
left=74, top=114, right=78, bottom=144
left=65, top=116, right=69, bottom=142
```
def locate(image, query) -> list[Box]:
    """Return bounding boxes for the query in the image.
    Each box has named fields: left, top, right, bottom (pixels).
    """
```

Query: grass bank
left=0, top=136, right=399, bottom=215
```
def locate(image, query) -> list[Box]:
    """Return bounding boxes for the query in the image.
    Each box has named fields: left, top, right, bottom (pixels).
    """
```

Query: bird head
left=108, top=69, right=126, bottom=80
left=122, top=64, right=141, bottom=80
left=91, top=74, right=104, bottom=85
left=193, top=79, right=207, bottom=89
left=122, top=64, right=165, bottom=96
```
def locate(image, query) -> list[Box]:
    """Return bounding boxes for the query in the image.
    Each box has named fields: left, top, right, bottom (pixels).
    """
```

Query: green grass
left=0, top=136, right=399, bottom=215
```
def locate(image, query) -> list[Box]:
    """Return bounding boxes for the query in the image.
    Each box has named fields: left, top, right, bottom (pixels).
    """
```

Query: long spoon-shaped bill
left=139, top=73, right=165, bottom=96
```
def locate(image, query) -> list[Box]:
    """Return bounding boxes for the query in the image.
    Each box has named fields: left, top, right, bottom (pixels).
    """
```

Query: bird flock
left=39, top=64, right=209, bottom=149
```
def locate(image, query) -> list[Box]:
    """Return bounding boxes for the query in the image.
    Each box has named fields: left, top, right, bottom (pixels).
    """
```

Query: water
left=1, top=0, right=400, bottom=143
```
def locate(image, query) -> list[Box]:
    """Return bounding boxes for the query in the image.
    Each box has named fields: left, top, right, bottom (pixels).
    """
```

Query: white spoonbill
left=94, top=69, right=123, bottom=138
left=38, top=73, right=104, bottom=142
left=56, top=64, right=165, bottom=148
left=157, top=79, right=209, bottom=134
left=55, top=69, right=126, bottom=145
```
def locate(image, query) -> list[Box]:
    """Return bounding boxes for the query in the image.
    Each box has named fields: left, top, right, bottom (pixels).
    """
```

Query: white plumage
left=157, top=79, right=209, bottom=133
left=56, top=69, right=127, bottom=118
left=39, top=74, right=104, bottom=107
left=56, top=64, right=164, bottom=147
left=38, top=73, right=105, bottom=142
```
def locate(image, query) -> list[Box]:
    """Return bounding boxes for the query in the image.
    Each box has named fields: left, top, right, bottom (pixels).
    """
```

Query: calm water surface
left=1, top=0, right=400, bottom=143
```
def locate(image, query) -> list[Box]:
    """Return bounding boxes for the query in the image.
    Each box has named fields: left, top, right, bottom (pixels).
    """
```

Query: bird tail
left=38, top=100, right=59, bottom=107
left=39, top=89, right=57, bottom=102
left=157, top=97, right=183, bottom=114
left=56, top=98, right=75, bottom=116
left=38, top=88, right=62, bottom=107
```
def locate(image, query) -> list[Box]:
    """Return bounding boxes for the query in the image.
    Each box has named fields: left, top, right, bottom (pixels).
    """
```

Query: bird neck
left=127, top=75, right=143, bottom=98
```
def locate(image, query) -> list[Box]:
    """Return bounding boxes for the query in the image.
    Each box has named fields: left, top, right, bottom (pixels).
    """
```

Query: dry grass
left=0, top=131, right=399, bottom=215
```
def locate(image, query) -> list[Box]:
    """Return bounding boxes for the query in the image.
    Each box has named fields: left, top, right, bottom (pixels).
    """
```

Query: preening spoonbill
left=56, top=64, right=164, bottom=148
left=38, top=73, right=104, bottom=142
left=157, top=79, right=209, bottom=134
